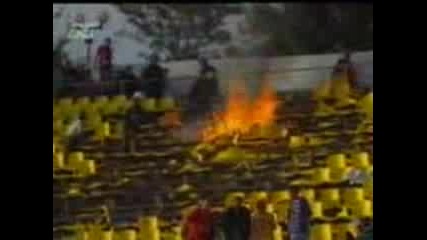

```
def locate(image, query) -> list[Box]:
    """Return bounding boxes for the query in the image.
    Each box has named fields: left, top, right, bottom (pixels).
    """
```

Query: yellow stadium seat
left=343, top=188, right=364, bottom=206
left=102, top=102, right=119, bottom=116
left=114, top=229, right=137, bottom=240
left=300, top=189, right=315, bottom=203
left=335, top=223, right=357, bottom=240
left=311, top=223, right=332, bottom=240
left=270, top=191, right=291, bottom=203
left=352, top=152, right=370, bottom=168
left=158, top=97, right=176, bottom=111
left=87, top=224, right=103, bottom=240
left=141, top=98, right=157, bottom=112
left=101, top=229, right=113, bottom=240
left=355, top=200, right=373, bottom=218
left=63, top=104, right=80, bottom=120
left=112, top=95, right=127, bottom=105
left=69, top=152, right=84, bottom=168
left=53, top=152, right=65, bottom=169
left=79, top=160, right=96, bottom=176
left=75, top=225, right=90, bottom=240
left=307, top=136, right=327, bottom=147
left=94, top=122, right=111, bottom=141
left=76, top=97, right=90, bottom=108
left=320, top=188, right=340, bottom=209
left=364, top=178, right=373, bottom=201
left=313, top=168, right=331, bottom=183
left=330, top=167, right=350, bottom=182
left=327, top=154, right=347, bottom=169
left=86, top=114, right=102, bottom=131
left=94, top=96, right=109, bottom=105
left=358, top=92, right=373, bottom=119
left=311, top=202, right=323, bottom=219
left=289, top=136, right=305, bottom=149
left=138, top=216, right=160, bottom=240
left=59, top=98, right=73, bottom=107
left=320, top=189, right=340, bottom=202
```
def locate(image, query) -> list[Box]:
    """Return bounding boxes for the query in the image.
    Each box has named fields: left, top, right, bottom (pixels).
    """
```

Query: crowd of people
left=182, top=189, right=312, bottom=240
left=92, top=37, right=220, bottom=113
left=182, top=189, right=372, bottom=240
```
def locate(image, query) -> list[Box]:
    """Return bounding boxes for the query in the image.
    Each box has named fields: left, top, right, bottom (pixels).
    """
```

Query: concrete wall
left=164, top=51, right=373, bottom=98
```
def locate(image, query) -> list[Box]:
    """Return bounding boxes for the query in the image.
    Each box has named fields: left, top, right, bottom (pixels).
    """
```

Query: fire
left=201, top=79, right=279, bottom=142
left=159, top=111, right=182, bottom=128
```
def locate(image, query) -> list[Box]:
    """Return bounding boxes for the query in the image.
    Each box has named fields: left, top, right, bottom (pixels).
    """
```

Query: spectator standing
left=182, top=199, right=215, bottom=240
left=222, top=196, right=251, bottom=240
left=188, top=57, right=220, bottom=116
left=249, top=199, right=277, bottom=240
left=287, top=189, right=312, bottom=240
left=141, top=54, right=167, bottom=101
left=95, top=38, right=113, bottom=83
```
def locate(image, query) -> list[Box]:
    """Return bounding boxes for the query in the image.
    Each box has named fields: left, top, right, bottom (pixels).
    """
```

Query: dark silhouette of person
left=141, top=54, right=167, bottom=100
left=332, top=51, right=358, bottom=90
left=188, top=57, right=220, bottom=116
left=222, top=196, right=251, bottom=240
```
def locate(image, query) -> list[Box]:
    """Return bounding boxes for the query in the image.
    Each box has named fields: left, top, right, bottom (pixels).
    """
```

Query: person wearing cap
left=95, top=38, right=113, bottom=83
left=188, top=57, right=220, bottom=116
left=222, top=196, right=251, bottom=240
left=141, top=54, right=167, bottom=102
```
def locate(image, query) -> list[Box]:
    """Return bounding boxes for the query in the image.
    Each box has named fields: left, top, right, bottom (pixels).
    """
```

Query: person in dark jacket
left=141, top=54, right=167, bottom=100
left=332, top=51, right=358, bottom=90
left=287, top=189, right=312, bottom=240
left=222, top=196, right=251, bottom=240
left=188, top=57, right=220, bottom=116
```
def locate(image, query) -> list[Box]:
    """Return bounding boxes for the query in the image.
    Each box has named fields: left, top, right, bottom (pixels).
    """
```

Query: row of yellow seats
left=54, top=96, right=177, bottom=121
left=71, top=217, right=359, bottom=240
left=53, top=152, right=96, bottom=177
left=327, top=153, right=372, bottom=169
left=72, top=216, right=161, bottom=240
left=314, top=91, right=373, bottom=120
left=225, top=188, right=372, bottom=217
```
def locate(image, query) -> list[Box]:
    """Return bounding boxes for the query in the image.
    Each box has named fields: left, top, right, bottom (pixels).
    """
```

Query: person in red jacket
left=182, top=199, right=215, bottom=240
left=95, top=38, right=113, bottom=82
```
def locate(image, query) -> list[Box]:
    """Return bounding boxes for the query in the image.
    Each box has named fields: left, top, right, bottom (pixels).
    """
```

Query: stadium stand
left=53, top=81, right=373, bottom=240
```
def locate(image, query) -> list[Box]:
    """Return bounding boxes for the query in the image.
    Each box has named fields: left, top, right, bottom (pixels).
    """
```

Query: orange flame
left=201, top=79, right=279, bottom=142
